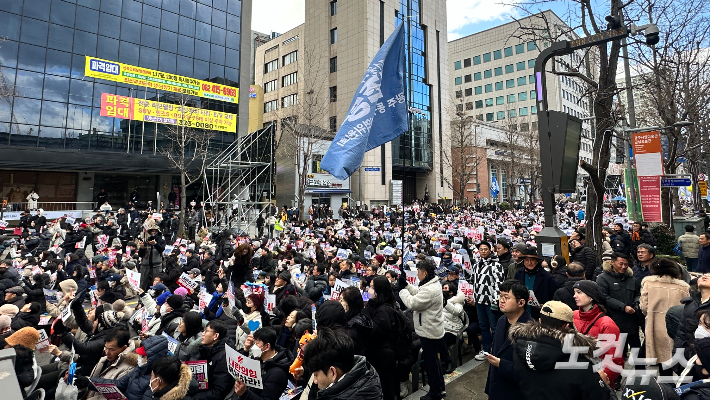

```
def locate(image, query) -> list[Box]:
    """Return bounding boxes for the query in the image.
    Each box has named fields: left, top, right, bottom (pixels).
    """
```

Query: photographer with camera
left=138, top=227, right=166, bottom=291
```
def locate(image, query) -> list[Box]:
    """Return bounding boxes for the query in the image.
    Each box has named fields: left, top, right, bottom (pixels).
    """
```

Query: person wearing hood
left=189, top=319, right=234, bottom=400
left=596, top=252, right=641, bottom=353
left=142, top=294, right=186, bottom=338
left=302, top=327, right=383, bottom=400
left=23, top=273, right=48, bottom=312
left=159, top=251, right=182, bottom=293
left=398, top=259, right=446, bottom=400
left=234, top=326, right=295, bottom=400
left=10, top=301, right=40, bottom=331
left=572, top=280, right=624, bottom=387
left=510, top=300, right=607, bottom=400
left=553, top=262, right=585, bottom=310
left=467, top=241, right=505, bottom=360
left=80, top=335, right=170, bottom=400
left=81, top=329, right=137, bottom=400
left=514, top=246, right=559, bottom=320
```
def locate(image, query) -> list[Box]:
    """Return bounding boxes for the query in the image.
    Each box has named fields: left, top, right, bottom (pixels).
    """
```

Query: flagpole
left=401, top=15, right=412, bottom=262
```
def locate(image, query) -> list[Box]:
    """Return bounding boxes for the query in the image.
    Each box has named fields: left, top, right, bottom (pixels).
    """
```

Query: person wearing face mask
left=147, top=356, right=198, bottom=400
left=106, top=273, right=126, bottom=301
left=676, top=273, right=710, bottom=363
left=362, top=276, right=398, bottom=400
left=234, top=327, right=295, bottom=400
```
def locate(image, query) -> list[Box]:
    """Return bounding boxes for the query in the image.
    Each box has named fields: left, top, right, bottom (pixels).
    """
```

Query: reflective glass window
left=74, top=31, right=98, bottom=56
left=122, top=0, right=143, bottom=21
left=196, top=21, right=211, bottom=42
left=496, top=96, right=504, bottom=105
left=194, top=40, right=210, bottom=61
left=528, top=41, right=536, bottom=51
left=474, top=86, right=481, bottom=95
left=69, top=79, right=93, bottom=105
left=179, top=16, right=195, bottom=36
left=225, top=66, right=238, bottom=83
left=18, top=43, right=47, bottom=72
left=504, top=47, right=513, bottom=57
left=97, top=36, right=119, bottom=61
left=141, top=25, right=160, bottom=48
left=16, top=70, right=45, bottom=99
left=196, top=3, right=211, bottom=23
left=180, top=0, right=196, bottom=18
left=159, top=51, right=177, bottom=73
left=227, top=0, right=240, bottom=16
left=210, top=63, right=223, bottom=79
left=211, top=44, right=225, bottom=65
left=214, top=0, right=228, bottom=11
left=178, top=35, right=195, bottom=57
left=21, top=18, right=49, bottom=47
left=48, top=24, right=74, bottom=52
left=0, top=12, right=21, bottom=41
left=226, top=31, right=240, bottom=49
left=472, top=55, right=480, bottom=65
left=225, top=48, right=239, bottom=69
left=213, top=9, right=226, bottom=28
left=227, top=14, right=239, bottom=31
left=143, top=5, right=161, bottom=27
left=484, top=69, right=492, bottom=78
left=493, top=50, right=501, bottom=60
left=121, top=19, right=141, bottom=44
left=41, top=100, right=68, bottom=128
left=77, top=0, right=101, bottom=10
left=24, top=0, right=51, bottom=21
left=51, top=0, right=77, bottom=27
left=515, top=44, right=525, bottom=54
left=497, top=111, right=505, bottom=120
left=177, top=55, right=193, bottom=76
left=119, top=41, right=139, bottom=64
left=99, top=13, right=121, bottom=39
left=162, top=10, right=179, bottom=32
left=518, top=76, right=526, bottom=85
left=139, top=48, right=159, bottom=69
left=160, top=31, right=178, bottom=53
left=494, top=67, right=502, bottom=76
left=212, top=27, right=226, bottom=46
left=483, top=53, right=491, bottom=62
left=163, top=0, right=180, bottom=11
left=0, top=41, right=19, bottom=68
left=100, top=0, right=122, bottom=16
left=495, top=81, right=503, bottom=91
left=13, top=98, right=42, bottom=125
left=0, top=1, right=22, bottom=14
left=517, top=61, right=525, bottom=71
left=76, top=6, right=99, bottom=33
left=71, top=54, right=86, bottom=78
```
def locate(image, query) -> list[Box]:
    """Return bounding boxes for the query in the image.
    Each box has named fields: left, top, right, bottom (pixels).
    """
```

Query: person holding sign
left=188, top=319, right=233, bottom=400
left=149, top=356, right=198, bottom=399
left=572, top=280, right=623, bottom=388
left=79, top=329, right=135, bottom=400
left=233, top=327, right=294, bottom=400
left=513, top=246, right=559, bottom=320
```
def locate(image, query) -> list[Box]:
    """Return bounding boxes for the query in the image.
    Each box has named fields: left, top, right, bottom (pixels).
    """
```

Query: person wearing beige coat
left=640, top=259, right=690, bottom=363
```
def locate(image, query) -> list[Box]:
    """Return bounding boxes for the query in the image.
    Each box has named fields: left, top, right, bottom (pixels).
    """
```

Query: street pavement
left=405, top=355, right=488, bottom=400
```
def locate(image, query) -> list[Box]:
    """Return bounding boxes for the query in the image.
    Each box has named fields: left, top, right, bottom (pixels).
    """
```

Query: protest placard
left=199, top=286, right=209, bottom=311
left=184, top=360, right=209, bottom=389
left=60, top=304, right=72, bottom=323
left=226, top=344, right=263, bottom=389
left=36, top=329, right=50, bottom=353
left=265, top=294, right=276, bottom=315
left=177, top=273, right=199, bottom=294
left=44, top=289, right=58, bottom=304
left=163, top=333, right=180, bottom=356
left=92, top=382, right=129, bottom=400
left=405, top=270, right=419, bottom=286
left=125, top=269, right=141, bottom=291
left=528, top=291, right=541, bottom=307
left=459, top=281, right=473, bottom=299
left=330, top=278, right=350, bottom=300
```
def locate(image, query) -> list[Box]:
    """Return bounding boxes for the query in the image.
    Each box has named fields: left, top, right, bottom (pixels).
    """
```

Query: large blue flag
left=491, top=176, right=500, bottom=198
left=320, top=23, right=408, bottom=180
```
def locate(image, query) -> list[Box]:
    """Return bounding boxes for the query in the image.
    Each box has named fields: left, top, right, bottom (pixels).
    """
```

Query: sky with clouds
left=252, top=0, right=572, bottom=41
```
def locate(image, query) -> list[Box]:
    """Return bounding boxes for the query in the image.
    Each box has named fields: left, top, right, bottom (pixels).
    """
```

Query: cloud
left=252, top=0, right=305, bottom=34
left=447, top=0, right=521, bottom=38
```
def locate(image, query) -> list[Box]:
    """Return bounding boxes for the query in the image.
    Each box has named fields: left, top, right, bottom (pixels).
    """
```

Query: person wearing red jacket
left=572, top=280, right=624, bottom=389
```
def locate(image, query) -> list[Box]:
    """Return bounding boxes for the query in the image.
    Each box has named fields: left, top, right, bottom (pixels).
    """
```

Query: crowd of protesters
left=2, top=196, right=710, bottom=400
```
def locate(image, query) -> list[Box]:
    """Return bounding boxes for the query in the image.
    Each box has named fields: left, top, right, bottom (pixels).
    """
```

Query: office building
left=0, top=0, right=252, bottom=211
left=448, top=10, right=595, bottom=202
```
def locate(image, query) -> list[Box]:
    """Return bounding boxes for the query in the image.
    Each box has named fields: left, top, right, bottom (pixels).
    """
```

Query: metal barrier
left=6, top=201, right=97, bottom=212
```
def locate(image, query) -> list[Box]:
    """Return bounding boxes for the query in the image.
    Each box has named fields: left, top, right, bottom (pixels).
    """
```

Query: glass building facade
left=0, top=0, right=248, bottom=154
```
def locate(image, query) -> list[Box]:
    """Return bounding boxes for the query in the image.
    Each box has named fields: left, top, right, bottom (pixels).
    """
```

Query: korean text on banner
left=226, top=344, right=263, bottom=389
left=100, top=94, right=237, bottom=133
left=125, top=269, right=141, bottom=291
left=85, top=56, right=238, bottom=103
left=92, top=382, right=129, bottom=400
left=330, top=279, right=350, bottom=301
left=632, top=131, right=664, bottom=177
left=177, top=273, right=199, bottom=294
left=183, top=360, right=209, bottom=389
left=638, top=176, right=663, bottom=222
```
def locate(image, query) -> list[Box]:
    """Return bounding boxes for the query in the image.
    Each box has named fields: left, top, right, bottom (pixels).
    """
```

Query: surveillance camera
left=645, top=24, right=660, bottom=45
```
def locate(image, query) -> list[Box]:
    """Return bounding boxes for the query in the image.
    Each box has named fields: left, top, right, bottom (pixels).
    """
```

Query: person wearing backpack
left=365, top=276, right=400, bottom=400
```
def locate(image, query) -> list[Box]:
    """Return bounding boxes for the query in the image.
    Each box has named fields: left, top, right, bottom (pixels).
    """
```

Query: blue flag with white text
left=491, top=176, right=500, bottom=198
left=320, top=23, right=407, bottom=180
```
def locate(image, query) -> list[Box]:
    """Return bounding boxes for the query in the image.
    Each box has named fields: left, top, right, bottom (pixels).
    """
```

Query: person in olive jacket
left=596, top=252, right=641, bottom=352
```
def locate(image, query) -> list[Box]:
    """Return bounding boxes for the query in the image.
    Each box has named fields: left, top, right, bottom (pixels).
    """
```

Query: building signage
left=568, top=27, right=628, bottom=50
left=100, top=93, right=237, bottom=133
left=85, top=56, right=239, bottom=103
left=307, top=178, right=343, bottom=188
left=660, top=176, right=692, bottom=187
left=364, top=167, right=381, bottom=172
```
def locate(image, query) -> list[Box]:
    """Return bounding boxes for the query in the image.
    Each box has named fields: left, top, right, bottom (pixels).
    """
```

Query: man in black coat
left=610, top=223, right=632, bottom=256
left=304, top=264, right=328, bottom=303
left=569, top=232, right=598, bottom=282
left=485, top=280, right=532, bottom=400
left=675, top=273, right=710, bottom=360
left=514, top=246, right=559, bottom=319
left=199, top=250, right=216, bottom=276
left=596, top=252, right=641, bottom=351
left=183, top=248, right=200, bottom=273
left=233, top=327, right=294, bottom=400
left=553, top=262, right=585, bottom=310
left=191, top=320, right=233, bottom=400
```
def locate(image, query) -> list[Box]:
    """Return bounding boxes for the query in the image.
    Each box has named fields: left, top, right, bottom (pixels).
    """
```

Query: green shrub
left=651, top=224, right=676, bottom=255
left=499, top=201, right=510, bottom=211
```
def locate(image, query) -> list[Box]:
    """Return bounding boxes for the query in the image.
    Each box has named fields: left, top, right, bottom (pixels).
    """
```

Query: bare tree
left=497, top=112, right=541, bottom=204
left=274, top=47, right=333, bottom=220
left=625, top=0, right=710, bottom=224
left=444, top=95, right=482, bottom=204
left=160, top=94, right=217, bottom=235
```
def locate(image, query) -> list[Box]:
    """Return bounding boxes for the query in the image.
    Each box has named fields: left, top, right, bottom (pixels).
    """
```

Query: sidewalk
left=406, top=359, right=489, bottom=400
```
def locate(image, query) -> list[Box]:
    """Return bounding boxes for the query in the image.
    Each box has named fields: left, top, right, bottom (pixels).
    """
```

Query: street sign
left=660, top=176, right=692, bottom=187
left=698, top=173, right=707, bottom=181
left=364, top=167, right=380, bottom=172
left=700, top=181, right=708, bottom=197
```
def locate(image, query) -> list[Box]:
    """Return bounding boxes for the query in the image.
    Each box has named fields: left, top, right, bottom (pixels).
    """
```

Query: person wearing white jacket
left=399, top=259, right=447, bottom=400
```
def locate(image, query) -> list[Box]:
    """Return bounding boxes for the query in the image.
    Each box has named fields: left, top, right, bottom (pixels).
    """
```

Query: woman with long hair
left=365, top=276, right=399, bottom=400
left=339, top=286, right=372, bottom=356
left=228, top=243, right=254, bottom=286
left=173, top=311, right=203, bottom=360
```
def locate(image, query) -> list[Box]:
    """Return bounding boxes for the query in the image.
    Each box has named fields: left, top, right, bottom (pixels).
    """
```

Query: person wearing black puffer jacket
left=304, top=265, right=328, bottom=303
left=159, top=251, right=182, bottom=293
left=569, top=233, right=598, bottom=283
left=189, top=319, right=234, bottom=400
left=675, top=273, right=710, bottom=361
left=11, top=302, right=41, bottom=330
left=23, top=273, right=48, bottom=313
left=233, top=327, right=294, bottom=400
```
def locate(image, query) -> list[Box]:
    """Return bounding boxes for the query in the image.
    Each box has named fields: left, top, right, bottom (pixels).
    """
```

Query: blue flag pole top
left=320, top=23, right=408, bottom=180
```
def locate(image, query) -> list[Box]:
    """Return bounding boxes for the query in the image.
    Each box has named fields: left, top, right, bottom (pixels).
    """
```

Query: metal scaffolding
left=203, top=125, right=275, bottom=235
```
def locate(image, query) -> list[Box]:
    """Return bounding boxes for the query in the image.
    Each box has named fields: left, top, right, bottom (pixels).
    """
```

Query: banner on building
left=100, top=94, right=237, bottom=133
left=85, top=56, right=238, bottom=103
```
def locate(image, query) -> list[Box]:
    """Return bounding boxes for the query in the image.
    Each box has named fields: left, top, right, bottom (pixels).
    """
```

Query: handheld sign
left=226, top=344, right=263, bottom=389
left=405, top=270, right=419, bottom=286
left=125, top=269, right=141, bottom=292
left=162, top=333, right=180, bottom=356
left=183, top=360, right=209, bottom=389
left=92, top=382, right=129, bottom=400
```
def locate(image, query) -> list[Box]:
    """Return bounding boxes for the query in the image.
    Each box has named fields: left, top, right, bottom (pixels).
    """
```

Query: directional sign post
left=660, top=176, right=692, bottom=187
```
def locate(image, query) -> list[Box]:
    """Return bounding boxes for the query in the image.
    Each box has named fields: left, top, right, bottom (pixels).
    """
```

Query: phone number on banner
left=85, top=56, right=238, bottom=103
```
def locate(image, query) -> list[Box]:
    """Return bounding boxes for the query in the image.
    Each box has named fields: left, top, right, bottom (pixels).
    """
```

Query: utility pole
left=622, top=37, right=641, bottom=221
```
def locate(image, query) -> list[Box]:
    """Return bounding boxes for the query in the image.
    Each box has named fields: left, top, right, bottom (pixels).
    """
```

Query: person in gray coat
left=596, top=252, right=641, bottom=352
left=138, top=227, right=165, bottom=291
